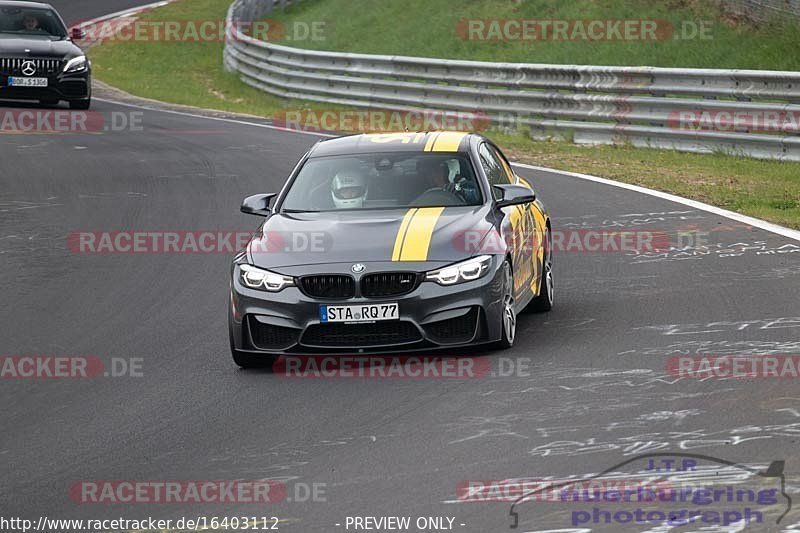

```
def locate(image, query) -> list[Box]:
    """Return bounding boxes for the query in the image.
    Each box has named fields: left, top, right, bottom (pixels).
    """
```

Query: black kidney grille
left=360, top=272, right=419, bottom=298
left=299, top=274, right=355, bottom=299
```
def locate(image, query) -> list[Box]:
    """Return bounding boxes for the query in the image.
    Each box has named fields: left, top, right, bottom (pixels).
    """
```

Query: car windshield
left=0, top=7, right=67, bottom=39
left=281, top=152, right=483, bottom=212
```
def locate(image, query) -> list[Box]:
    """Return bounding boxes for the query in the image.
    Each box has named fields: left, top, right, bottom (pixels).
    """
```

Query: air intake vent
left=302, top=321, right=422, bottom=348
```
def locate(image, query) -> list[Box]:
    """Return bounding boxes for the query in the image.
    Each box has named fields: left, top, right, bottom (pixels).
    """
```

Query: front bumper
left=0, top=70, right=91, bottom=102
left=229, top=259, right=506, bottom=355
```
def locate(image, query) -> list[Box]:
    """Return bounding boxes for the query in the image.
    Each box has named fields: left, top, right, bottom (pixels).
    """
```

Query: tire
left=496, top=259, right=516, bottom=349
left=69, top=97, right=91, bottom=110
left=527, top=227, right=553, bottom=313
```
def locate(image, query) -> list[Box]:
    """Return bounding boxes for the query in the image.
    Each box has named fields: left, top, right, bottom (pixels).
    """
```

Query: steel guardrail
left=224, top=0, right=800, bottom=160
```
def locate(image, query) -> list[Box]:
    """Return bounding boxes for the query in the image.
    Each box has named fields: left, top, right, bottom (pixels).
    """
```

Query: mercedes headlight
left=63, top=56, right=88, bottom=73
left=239, top=264, right=294, bottom=292
left=425, top=255, right=492, bottom=286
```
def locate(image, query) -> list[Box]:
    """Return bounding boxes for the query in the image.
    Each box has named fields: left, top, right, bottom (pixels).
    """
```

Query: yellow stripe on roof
left=423, top=132, right=441, bottom=152
left=430, top=132, right=468, bottom=152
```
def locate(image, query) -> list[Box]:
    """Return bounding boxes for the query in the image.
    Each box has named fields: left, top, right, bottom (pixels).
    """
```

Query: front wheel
left=496, top=260, right=516, bottom=349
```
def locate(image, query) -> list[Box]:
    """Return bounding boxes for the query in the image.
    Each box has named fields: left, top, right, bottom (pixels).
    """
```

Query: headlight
left=425, top=255, right=492, bottom=286
left=239, top=264, right=294, bottom=292
left=63, top=56, right=88, bottom=73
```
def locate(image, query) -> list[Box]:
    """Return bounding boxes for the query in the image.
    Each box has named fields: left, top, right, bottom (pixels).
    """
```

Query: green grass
left=492, top=131, right=800, bottom=228
left=90, top=0, right=290, bottom=115
left=90, top=0, right=800, bottom=228
left=270, top=0, right=800, bottom=70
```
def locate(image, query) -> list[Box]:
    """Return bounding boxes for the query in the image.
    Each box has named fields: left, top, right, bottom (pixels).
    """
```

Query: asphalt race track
left=46, top=0, right=164, bottom=26
left=2, top=3, right=800, bottom=532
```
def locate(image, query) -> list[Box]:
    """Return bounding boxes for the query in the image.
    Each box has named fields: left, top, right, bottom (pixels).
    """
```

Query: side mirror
left=71, top=27, right=86, bottom=40
left=241, top=193, right=277, bottom=216
left=494, top=184, right=536, bottom=208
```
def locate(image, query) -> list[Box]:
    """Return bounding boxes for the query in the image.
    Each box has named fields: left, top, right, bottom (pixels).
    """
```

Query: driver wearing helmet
left=331, top=170, right=368, bottom=209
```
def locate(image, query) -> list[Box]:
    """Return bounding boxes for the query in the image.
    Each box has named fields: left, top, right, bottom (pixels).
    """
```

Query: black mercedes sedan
left=229, top=132, right=554, bottom=368
left=0, top=1, right=91, bottom=109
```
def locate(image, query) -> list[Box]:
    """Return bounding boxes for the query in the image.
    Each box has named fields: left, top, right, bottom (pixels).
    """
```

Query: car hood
left=0, top=35, right=80, bottom=58
left=247, top=205, right=498, bottom=269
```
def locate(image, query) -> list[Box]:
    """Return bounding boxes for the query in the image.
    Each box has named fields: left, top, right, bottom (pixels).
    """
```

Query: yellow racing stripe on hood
left=395, top=207, right=445, bottom=261
left=392, top=208, right=418, bottom=261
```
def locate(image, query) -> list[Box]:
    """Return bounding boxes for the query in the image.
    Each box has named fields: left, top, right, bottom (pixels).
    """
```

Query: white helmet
left=331, top=171, right=367, bottom=209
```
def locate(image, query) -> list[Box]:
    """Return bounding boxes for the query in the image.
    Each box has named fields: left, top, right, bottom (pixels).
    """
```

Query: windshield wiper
left=282, top=209, right=320, bottom=213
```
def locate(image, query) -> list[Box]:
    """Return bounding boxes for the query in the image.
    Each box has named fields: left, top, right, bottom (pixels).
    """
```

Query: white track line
left=513, top=162, right=800, bottom=242
left=71, top=0, right=176, bottom=29
left=96, top=98, right=800, bottom=243
left=95, top=97, right=337, bottom=137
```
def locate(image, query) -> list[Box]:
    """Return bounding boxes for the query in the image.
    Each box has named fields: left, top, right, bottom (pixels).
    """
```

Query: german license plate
left=320, top=303, right=399, bottom=323
left=8, top=77, right=48, bottom=87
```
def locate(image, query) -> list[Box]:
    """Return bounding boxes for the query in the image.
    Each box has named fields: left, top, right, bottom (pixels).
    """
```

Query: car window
left=478, top=143, right=512, bottom=199
left=491, top=144, right=517, bottom=184
left=0, top=7, right=67, bottom=38
left=281, top=152, right=483, bottom=211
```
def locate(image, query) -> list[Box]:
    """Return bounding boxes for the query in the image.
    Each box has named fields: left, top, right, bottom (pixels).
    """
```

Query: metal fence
left=229, top=0, right=291, bottom=22
left=720, top=0, right=800, bottom=21
left=224, top=0, right=800, bottom=161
